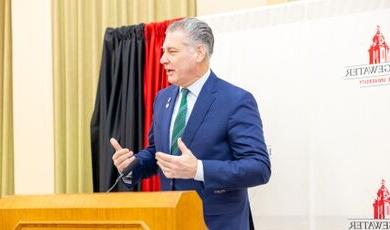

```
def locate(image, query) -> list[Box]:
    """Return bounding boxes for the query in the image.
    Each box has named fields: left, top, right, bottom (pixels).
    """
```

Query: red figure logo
left=373, top=179, right=390, bottom=219
left=369, top=26, right=389, bottom=64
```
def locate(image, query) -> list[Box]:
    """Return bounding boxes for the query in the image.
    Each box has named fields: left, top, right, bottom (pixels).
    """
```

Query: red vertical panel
left=141, top=19, right=180, bottom=191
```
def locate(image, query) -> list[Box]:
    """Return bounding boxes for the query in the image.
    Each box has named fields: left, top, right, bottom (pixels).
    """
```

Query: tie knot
left=181, top=88, right=189, bottom=97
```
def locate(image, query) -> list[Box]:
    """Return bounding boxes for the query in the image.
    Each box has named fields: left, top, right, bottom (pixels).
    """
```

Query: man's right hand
left=110, top=138, right=135, bottom=173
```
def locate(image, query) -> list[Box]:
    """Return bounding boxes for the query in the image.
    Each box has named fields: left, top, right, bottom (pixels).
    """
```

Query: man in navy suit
left=111, top=17, right=271, bottom=230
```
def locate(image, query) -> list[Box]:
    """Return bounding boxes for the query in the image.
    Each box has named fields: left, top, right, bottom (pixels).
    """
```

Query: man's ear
left=195, top=45, right=207, bottom=62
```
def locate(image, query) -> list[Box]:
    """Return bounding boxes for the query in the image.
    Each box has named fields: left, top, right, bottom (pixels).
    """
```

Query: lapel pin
left=165, top=97, right=171, bottom=109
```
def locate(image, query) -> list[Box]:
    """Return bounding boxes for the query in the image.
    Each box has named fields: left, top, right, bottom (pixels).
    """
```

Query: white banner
left=201, top=0, right=390, bottom=229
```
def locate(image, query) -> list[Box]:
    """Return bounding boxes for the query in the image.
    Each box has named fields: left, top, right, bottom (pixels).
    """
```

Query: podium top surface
left=0, top=191, right=199, bottom=209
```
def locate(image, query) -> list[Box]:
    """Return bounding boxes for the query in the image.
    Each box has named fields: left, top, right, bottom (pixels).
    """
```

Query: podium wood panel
left=15, top=221, right=148, bottom=230
left=0, top=191, right=207, bottom=230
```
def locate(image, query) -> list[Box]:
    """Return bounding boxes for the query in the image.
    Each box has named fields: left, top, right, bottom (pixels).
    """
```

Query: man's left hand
left=156, top=138, right=198, bottom=179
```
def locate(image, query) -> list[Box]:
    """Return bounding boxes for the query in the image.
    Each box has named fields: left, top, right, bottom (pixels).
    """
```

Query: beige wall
left=12, top=0, right=54, bottom=194
left=197, top=0, right=290, bottom=16
left=197, top=0, right=267, bottom=15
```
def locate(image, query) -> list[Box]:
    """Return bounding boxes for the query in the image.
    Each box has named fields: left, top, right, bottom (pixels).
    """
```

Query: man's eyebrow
left=162, top=47, right=179, bottom=51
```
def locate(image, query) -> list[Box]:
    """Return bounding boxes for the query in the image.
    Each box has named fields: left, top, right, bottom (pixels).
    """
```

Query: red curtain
left=141, top=19, right=179, bottom=191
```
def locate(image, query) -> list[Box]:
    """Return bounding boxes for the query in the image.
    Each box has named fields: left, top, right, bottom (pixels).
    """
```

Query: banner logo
left=373, top=179, right=390, bottom=219
left=348, top=179, right=390, bottom=229
left=369, top=26, right=389, bottom=64
left=344, top=25, right=390, bottom=88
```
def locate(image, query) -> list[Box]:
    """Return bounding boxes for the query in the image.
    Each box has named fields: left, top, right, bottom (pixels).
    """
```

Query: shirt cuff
left=194, top=160, right=204, bottom=181
left=121, top=171, right=133, bottom=184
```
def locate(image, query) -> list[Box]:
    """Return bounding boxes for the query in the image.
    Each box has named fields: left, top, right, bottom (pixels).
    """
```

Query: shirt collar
left=181, top=69, right=211, bottom=97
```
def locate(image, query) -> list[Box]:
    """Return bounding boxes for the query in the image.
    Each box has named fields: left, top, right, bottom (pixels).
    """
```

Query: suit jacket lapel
left=182, top=72, right=218, bottom=147
left=161, top=86, right=179, bottom=153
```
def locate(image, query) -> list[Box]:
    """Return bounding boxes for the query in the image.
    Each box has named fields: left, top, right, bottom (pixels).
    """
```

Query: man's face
left=160, top=30, right=199, bottom=87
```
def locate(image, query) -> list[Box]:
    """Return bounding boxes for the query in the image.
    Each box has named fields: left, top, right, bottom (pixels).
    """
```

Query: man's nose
left=160, top=52, right=168, bottom=64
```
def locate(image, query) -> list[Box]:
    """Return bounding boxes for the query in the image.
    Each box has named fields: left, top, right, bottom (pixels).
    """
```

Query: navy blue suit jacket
left=132, top=71, right=271, bottom=230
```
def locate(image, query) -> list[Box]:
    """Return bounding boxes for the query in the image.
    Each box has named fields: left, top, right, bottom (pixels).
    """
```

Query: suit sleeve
left=130, top=124, right=158, bottom=183
left=202, top=92, right=271, bottom=190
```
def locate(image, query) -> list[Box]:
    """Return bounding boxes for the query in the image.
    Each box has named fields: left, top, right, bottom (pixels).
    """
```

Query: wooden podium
left=0, top=191, right=207, bottom=230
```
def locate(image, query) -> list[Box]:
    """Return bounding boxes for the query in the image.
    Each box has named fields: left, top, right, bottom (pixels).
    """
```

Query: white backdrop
left=201, top=0, right=390, bottom=229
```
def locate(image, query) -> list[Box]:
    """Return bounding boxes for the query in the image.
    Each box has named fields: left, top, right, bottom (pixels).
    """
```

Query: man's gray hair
left=167, top=17, right=214, bottom=58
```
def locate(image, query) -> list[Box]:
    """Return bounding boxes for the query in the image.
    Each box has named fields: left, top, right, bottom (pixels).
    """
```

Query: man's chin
left=167, top=75, right=178, bottom=85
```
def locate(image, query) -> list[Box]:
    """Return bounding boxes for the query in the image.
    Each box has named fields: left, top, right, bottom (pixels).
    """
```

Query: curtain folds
left=91, top=19, right=179, bottom=192
left=141, top=20, right=174, bottom=191
left=91, top=24, right=145, bottom=192
left=53, top=0, right=195, bottom=193
left=0, top=0, right=14, bottom=196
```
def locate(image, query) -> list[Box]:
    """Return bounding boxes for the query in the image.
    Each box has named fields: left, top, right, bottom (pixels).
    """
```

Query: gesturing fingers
left=110, top=138, right=134, bottom=172
left=118, top=156, right=136, bottom=173
left=177, top=138, right=191, bottom=155
left=113, top=149, right=133, bottom=167
left=110, top=138, right=123, bottom=151
left=156, top=152, right=179, bottom=178
left=156, top=152, right=177, bottom=169
left=156, top=161, right=174, bottom=178
left=156, top=151, right=175, bottom=162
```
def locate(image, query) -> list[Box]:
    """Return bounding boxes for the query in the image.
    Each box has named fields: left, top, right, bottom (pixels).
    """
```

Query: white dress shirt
left=169, top=69, right=210, bottom=181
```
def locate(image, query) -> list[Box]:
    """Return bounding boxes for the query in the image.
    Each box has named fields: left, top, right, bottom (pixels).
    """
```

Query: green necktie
left=171, top=88, right=189, bottom=155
